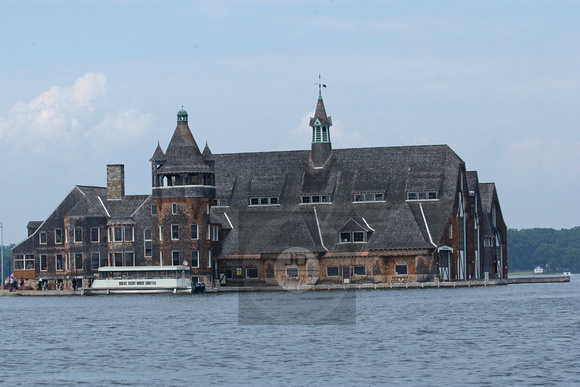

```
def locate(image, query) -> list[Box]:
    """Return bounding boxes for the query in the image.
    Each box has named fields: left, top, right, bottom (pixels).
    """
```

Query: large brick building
left=12, top=92, right=507, bottom=289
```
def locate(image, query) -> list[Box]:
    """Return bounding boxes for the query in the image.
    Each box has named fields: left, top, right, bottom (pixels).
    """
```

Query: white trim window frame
left=39, top=231, right=47, bottom=245
left=191, top=250, right=199, bottom=268
left=353, top=265, right=366, bottom=276
left=55, top=228, right=63, bottom=244
left=74, top=227, right=83, bottom=243
left=90, top=227, right=100, bottom=243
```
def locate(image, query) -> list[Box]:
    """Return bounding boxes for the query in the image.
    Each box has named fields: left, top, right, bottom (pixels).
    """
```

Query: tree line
left=508, top=227, right=580, bottom=273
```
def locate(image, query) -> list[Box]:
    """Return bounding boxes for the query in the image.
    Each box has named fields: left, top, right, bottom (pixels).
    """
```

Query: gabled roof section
left=159, top=121, right=211, bottom=174
left=339, top=218, right=373, bottom=233
left=479, top=183, right=496, bottom=213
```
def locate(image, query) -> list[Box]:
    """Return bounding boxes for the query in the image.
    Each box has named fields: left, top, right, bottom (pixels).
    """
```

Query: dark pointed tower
left=151, top=108, right=216, bottom=282
left=310, top=83, right=332, bottom=168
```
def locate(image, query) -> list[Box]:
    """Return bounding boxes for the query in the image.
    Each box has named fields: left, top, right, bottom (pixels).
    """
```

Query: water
left=1, top=277, right=579, bottom=386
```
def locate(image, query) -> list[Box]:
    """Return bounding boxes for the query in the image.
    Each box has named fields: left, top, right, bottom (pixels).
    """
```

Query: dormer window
left=353, top=193, right=384, bottom=202
left=249, top=196, right=279, bottom=206
left=338, top=218, right=373, bottom=244
left=300, top=194, right=331, bottom=204
left=213, top=197, right=229, bottom=207
left=406, top=191, right=439, bottom=201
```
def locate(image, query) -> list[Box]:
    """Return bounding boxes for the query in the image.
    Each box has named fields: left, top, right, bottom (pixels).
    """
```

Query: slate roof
left=309, top=97, right=332, bottom=127
left=479, top=183, right=496, bottom=237
left=211, top=145, right=464, bottom=255
left=65, top=185, right=149, bottom=220
left=158, top=121, right=212, bottom=174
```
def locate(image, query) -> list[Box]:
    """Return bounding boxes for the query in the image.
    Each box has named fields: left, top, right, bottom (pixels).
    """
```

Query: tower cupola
left=309, top=76, right=333, bottom=168
left=177, top=107, right=188, bottom=122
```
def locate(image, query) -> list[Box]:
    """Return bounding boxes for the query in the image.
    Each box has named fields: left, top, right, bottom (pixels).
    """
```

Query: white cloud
left=0, top=72, right=155, bottom=160
left=0, top=73, right=107, bottom=148
left=72, top=72, right=107, bottom=108
left=90, top=108, right=153, bottom=143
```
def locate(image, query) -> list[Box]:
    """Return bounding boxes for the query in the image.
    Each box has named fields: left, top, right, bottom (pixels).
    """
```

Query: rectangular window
left=144, top=229, right=152, bottom=257
left=151, top=204, right=158, bottom=215
left=246, top=268, right=259, bottom=278
left=40, top=254, right=47, bottom=271
left=206, top=225, right=211, bottom=240
left=172, top=251, right=180, bottom=266
left=340, top=232, right=351, bottom=243
left=74, top=227, right=83, bottom=243
left=260, top=197, right=269, bottom=205
left=212, top=225, right=219, bottom=241
left=90, top=227, right=100, bottom=243
left=191, top=251, right=199, bottom=268
left=321, top=195, right=330, bottom=203
left=250, top=197, right=259, bottom=205
left=395, top=262, right=408, bottom=275
left=108, top=228, right=112, bottom=242
left=75, top=253, right=83, bottom=270
left=353, top=231, right=365, bottom=242
left=100, top=254, right=108, bottom=267
left=124, top=252, right=134, bottom=266
left=418, top=192, right=427, bottom=200
left=172, top=203, right=177, bottom=214
left=124, top=226, right=134, bottom=242
left=159, top=225, right=163, bottom=240
left=91, top=252, right=100, bottom=270
left=191, top=224, right=198, bottom=239
left=171, top=225, right=179, bottom=240
left=353, top=265, right=366, bottom=276
left=55, top=228, right=63, bottom=244
left=449, top=224, right=453, bottom=238
left=14, top=255, right=23, bottom=270
left=269, top=197, right=279, bottom=205
left=207, top=251, right=212, bottom=268
left=226, top=269, right=233, bottom=279
left=114, top=253, right=123, bottom=266
left=301, top=196, right=311, bottom=204
left=312, top=195, right=320, bottom=203
left=56, top=254, right=63, bottom=271
left=114, top=227, right=123, bottom=242
left=354, top=194, right=364, bottom=202
left=40, top=231, right=47, bottom=244
left=407, top=192, right=417, bottom=200
left=286, top=266, right=299, bottom=278
left=428, top=191, right=438, bottom=200
left=375, top=193, right=384, bottom=201
left=326, top=266, right=339, bottom=277
left=65, top=229, right=69, bottom=244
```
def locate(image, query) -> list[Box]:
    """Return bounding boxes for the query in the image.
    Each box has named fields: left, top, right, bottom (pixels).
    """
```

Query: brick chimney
left=107, top=164, right=125, bottom=200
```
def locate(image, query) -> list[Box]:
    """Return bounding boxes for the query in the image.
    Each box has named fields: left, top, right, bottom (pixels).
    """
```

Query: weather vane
left=315, top=73, right=327, bottom=97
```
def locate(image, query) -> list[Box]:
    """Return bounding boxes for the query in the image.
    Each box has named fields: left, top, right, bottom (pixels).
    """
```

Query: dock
left=0, top=276, right=570, bottom=296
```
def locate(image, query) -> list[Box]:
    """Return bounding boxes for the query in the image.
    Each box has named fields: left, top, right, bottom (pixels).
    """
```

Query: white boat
left=534, top=266, right=544, bottom=274
left=85, top=265, right=193, bottom=295
left=563, top=269, right=571, bottom=276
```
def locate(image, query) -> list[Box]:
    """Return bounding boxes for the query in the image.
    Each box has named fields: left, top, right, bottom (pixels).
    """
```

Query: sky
left=1, top=0, right=579, bottom=245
